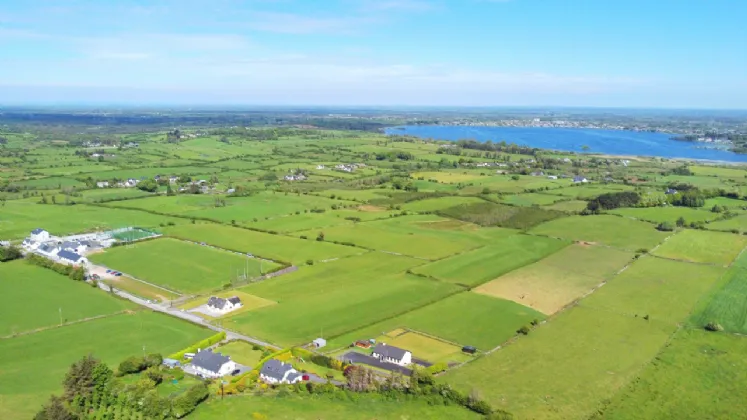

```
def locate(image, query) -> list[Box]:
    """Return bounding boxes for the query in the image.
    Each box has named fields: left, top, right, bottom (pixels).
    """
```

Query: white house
left=284, top=174, right=306, bottom=181
left=57, top=250, right=88, bottom=266
left=36, top=243, right=60, bottom=258
left=30, top=228, right=51, bottom=242
left=190, top=350, right=236, bottom=378
left=207, top=296, right=242, bottom=314
left=259, top=359, right=302, bottom=384
left=96, top=181, right=109, bottom=188
left=573, top=176, right=589, bottom=183
left=371, top=343, right=412, bottom=366
left=547, top=175, right=558, bottom=180
left=316, top=165, right=325, bottom=170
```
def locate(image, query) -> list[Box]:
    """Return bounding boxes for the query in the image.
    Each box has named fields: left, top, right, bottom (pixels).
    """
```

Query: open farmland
left=501, top=192, right=565, bottom=206
left=475, top=244, right=633, bottom=314
left=412, top=234, right=569, bottom=286
left=705, top=213, right=747, bottom=232
left=220, top=252, right=460, bottom=346
left=543, top=199, right=589, bottom=212
left=163, top=222, right=362, bottom=264
left=653, top=229, right=747, bottom=266
left=89, top=238, right=278, bottom=294
left=530, top=214, right=670, bottom=250
left=690, top=252, right=747, bottom=333
left=609, top=206, right=718, bottom=224
left=401, top=195, right=485, bottom=212
left=0, top=261, right=134, bottom=336
left=0, top=312, right=212, bottom=419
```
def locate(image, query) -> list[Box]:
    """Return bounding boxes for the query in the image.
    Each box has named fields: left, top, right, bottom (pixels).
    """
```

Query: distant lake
left=385, top=126, right=747, bottom=163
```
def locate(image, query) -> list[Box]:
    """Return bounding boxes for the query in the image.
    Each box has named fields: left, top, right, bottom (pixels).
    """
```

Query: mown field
left=0, top=261, right=134, bottom=336
left=89, top=238, right=277, bottom=294
left=690, top=252, right=747, bottom=333
left=530, top=214, right=670, bottom=250
left=653, top=229, right=747, bottom=266
left=0, top=312, right=212, bottom=419
left=609, top=206, right=718, bottom=224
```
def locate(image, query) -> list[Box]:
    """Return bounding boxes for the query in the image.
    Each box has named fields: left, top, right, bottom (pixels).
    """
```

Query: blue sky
left=0, top=0, right=745, bottom=107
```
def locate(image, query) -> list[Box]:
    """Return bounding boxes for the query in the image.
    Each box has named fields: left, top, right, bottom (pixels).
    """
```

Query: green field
left=0, top=312, right=212, bottom=419
left=89, top=238, right=277, bottom=294
left=653, top=229, right=747, bottom=265
left=475, top=244, right=633, bottom=314
left=690, top=253, right=747, bottom=333
left=595, top=329, right=747, bottom=420
left=705, top=213, right=747, bottom=232
left=501, top=192, right=565, bottom=206
left=530, top=214, right=670, bottom=250
left=327, top=291, right=546, bottom=352
left=401, top=195, right=486, bottom=212
left=221, top=252, right=460, bottom=346
left=0, top=261, right=134, bottom=336
left=214, top=341, right=264, bottom=367
left=610, top=206, right=718, bottom=224
left=412, top=234, right=569, bottom=286
left=543, top=199, right=589, bottom=212
left=443, top=306, right=674, bottom=420
left=163, top=222, right=362, bottom=264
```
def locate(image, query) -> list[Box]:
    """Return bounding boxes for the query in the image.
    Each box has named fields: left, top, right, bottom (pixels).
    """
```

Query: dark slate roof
left=372, top=343, right=409, bottom=361
left=573, top=176, right=587, bottom=182
left=58, top=250, right=83, bottom=262
left=207, top=296, right=227, bottom=309
left=191, top=350, right=231, bottom=374
left=227, top=296, right=241, bottom=305
left=31, top=228, right=46, bottom=235
left=260, top=359, right=295, bottom=381
left=39, top=244, right=52, bottom=252
left=61, top=241, right=80, bottom=250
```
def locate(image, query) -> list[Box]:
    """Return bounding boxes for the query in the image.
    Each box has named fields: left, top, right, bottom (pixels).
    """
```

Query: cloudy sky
left=1, top=0, right=745, bottom=108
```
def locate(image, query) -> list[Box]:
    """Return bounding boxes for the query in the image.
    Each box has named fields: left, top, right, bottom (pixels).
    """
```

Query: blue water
left=385, top=126, right=747, bottom=163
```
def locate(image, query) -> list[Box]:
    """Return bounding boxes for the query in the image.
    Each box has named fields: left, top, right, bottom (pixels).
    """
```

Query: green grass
left=501, top=193, right=565, bottom=206
left=102, top=276, right=179, bottom=302
left=610, top=206, right=718, bottom=224
left=0, top=312, right=212, bottom=419
left=594, top=328, right=747, bottom=420
left=475, top=244, right=633, bottom=314
left=690, top=252, right=747, bottom=333
left=443, top=306, right=674, bottom=420
left=543, top=200, right=589, bottom=212
left=215, top=341, right=264, bottom=367
left=412, top=234, right=569, bottom=286
left=246, top=208, right=396, bottom=233
left=221, top=252, right=460, bottom=347
left=401, top=196, right=485, bottom=212
left=580, top=256, right=725, bottom=325
left=163, top=223, right=362, bottom=265
left=0, top=261, right=134, bottom=336
left=705, top=214, right=747, bottom=232
left=439, top=201, right=566, bottom=230
left=653, top=229, right=747, bottom=266
left=89, top=238, right=278, bottom=294
left=192, top=393, right=481, bottom=420
left=327, top=292, right=546, bottom=352
left=530, top=214, right=670, bottom=250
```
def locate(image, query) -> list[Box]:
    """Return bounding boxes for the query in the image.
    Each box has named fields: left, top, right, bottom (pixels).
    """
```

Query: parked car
left=231, top=369, right=241, bottom=376
left=302, top=374, right=310, bottom=381
left=106, top=269, right=112, bottom=273
left=114, top=272, right=122, bottom=277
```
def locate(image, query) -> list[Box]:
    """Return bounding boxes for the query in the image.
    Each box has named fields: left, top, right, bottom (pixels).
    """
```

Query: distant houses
left=371, top=343, right=412, bottom=366
left=190, top=350, right=236, bottom=379
left=284, top=174, right=307, bottom=181
left=30, top=228, right=50, bottom=242
left=573, top=175, right=589, bottom=183
left=259, top=359, right=302, bottom=384
left=57, top=250, right=87, bottom=266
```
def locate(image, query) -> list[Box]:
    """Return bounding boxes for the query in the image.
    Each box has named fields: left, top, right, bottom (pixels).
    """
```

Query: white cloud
left=244, top=11, right=375, bottom=35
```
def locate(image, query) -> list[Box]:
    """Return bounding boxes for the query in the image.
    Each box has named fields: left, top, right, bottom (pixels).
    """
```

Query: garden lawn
left=0, top=312, right=211, bottom=420
left=580, top=256, right=725, bottom=325
left=595, top=329, right=747, bottom=420
left=0, top=261, right=133, bottom=336
left=690, top=252, right=747, bottom=333
left=373, top=330, right=465, bottom=364
left=475, top=244, right=633, bottom=314
left=89, top=238, right=277, bottom=294
left=326, top=291, right=545, bottom=352
left=412, top=234, right=569, bottom=286
left=443, top=306, right=674, bottom=420
left=215, top=342, right=264, bottom=367
left=530, top=214, right=670, bottom=250
left=222, top=252, right=460, bottom=346
left=192, top=393, right=481, bottom=420
left=163, top=223, right=361, bottom=264
left=653, top=229, right=747, bottom=266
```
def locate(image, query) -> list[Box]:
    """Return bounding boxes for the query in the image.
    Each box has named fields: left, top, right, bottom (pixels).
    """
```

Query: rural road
left=97, top=282, right=279, bottom=350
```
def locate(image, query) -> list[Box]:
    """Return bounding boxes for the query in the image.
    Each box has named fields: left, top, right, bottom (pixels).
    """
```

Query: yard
left=653, top=229, right=747, bottom=266
left=215, top=341, right=264, bottom=368
left=475, top=244, right=633, bottom=314
left=89, top=238, right=278, bottom=294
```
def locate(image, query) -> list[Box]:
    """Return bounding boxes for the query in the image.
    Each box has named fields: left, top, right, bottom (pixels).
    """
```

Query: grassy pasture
left=705, top=214, right=747, bottom=232
left=79, top=188, right=154, bottom=202
left=246, top=208, right=396, bottom=233
left=12, top=176, right=85, bottom=188
left=412, top=234, right=569, bottom=286
left=459, top=175, right=566, bottom=194
left=543, top=199, right=588, bottom=212
left=102, top=275, right=179, bottom=302
left=439, top=201, right=565, bottom=230
left=609, top=206, right=718, bottom=224
left=192, top=394, right=480, bottom=420
left=580, top=256, right=725, bottom=325
left=326, top=292, right=546, bottom=352
left=90, top=238, right=277, bottom=294
left=546, top=185, right=634, bottom=199
left=475, top=244, right=633, bottom=314
left=653, top=229, right=747, bottom=266
left=163, top=223, right=361, bottom=264
left=530, top=214, right=669, bottom=250
left=690, top=165, right=747, bottom=178
left=0, top=261, right=134, bottom=336
left=703, top=196, right=747, bottom=209
left=690, top=253, right=747, bottom=333
left=501, top=193, right=565, bottom=206
left=402, top=195, right=485, bottom=212
left=0, top=312, right=211, bottom=419
left=221, top=252, right=458, bottom=346
left=411, top=171, right=485, bottom=183
left=595, top=329, right=747, bottom=420
left=0, top=201, right=182, bottom=240
left=32, top=164, right=119, bottom=176
left=443, top=306, right=674, bottom=420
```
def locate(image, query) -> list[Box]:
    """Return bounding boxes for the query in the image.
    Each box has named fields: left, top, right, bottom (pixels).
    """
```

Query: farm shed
left=312, top=338, right=327, bottom=348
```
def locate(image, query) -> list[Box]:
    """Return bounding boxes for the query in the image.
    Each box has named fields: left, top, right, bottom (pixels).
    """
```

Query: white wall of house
left=31, top=231, right=50, bottom=242
left=260, top=369, right=302, bottom=385
left=193, top=361, right=236, bottom=378
left=373, top=351, right=413, bottom=366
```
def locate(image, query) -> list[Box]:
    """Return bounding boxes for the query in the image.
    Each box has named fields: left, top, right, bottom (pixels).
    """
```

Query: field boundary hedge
left=168, top=331, right=226, bottom=361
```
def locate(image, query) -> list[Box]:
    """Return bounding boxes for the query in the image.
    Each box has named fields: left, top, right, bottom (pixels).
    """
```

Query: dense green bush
left=171, top=383, right=209, bottom=418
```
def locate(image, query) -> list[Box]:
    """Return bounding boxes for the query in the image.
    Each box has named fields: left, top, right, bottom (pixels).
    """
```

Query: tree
left=657, top=221, right=675, bottom=231
left=34, top=395, right=78, bottom=420
left=0, top=245, right=22, bottom=262
left=137, top=179, right=158, bottom=193
left=676, top=216, right=686, bottom=227
left=316, top=232, right=325, bottom=241
left=63, top=355, right=100, bottom=402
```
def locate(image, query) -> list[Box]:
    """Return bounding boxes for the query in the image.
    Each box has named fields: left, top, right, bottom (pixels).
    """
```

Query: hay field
left=653, top=229, right=747, bottom=266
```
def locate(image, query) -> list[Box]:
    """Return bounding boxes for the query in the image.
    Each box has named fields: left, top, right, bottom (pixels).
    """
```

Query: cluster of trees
left=585, top=191, right=641, bottom=213
left=27, top=254, right=86, bottom=281
left=666, top=190, right=706, bottom=207
left=118, top=354, right=163, bottom=375
left=0, top=245, right=22, bottom=262
left=0, top=136, right=7, bottom=144
left=447, top=139, right=540, bottom=156
left=374, top=151, right=415, bottom=161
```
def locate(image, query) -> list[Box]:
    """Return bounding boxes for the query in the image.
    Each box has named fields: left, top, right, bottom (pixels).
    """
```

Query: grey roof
left=260, top=359, right=296, bottom=381
left=39, top=244, right=53, bottom=253
left=573, top=176, right=587, bottom=182
left=207, top=296, right=227, bottom=309
left=58, top=250, right=83, bottom=262
left=372, top=343, right=409, bottom=361
left=227, top=296, right=241, bottom=305
left=191, top=350, right=231, bottom=374
left=31, top=228, right=46, bottom=235
left=61, top=241, right=80, bottom=250
left=162, top=358, right=181, bottom=367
